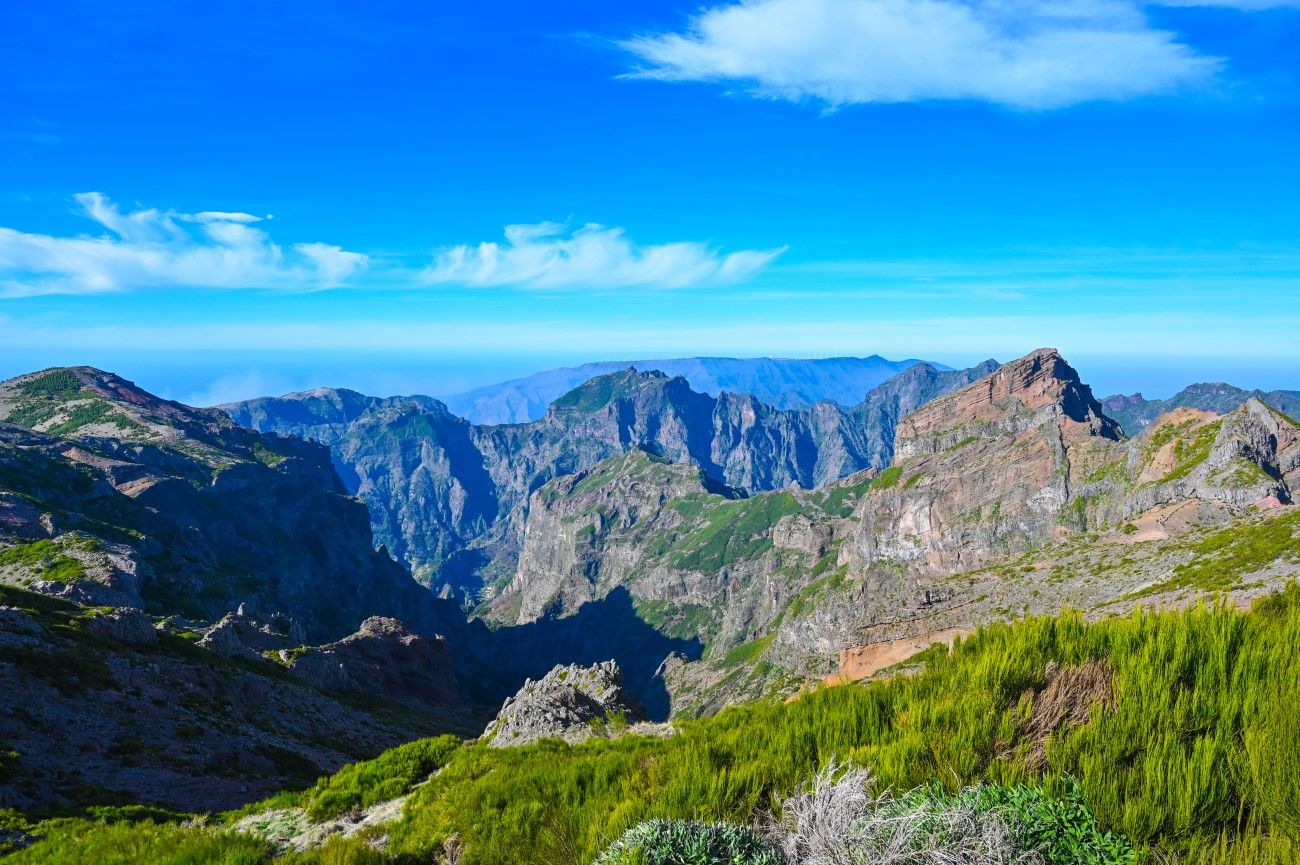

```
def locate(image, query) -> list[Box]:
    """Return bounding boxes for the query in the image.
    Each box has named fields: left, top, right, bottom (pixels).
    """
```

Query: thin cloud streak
left=424, top=221, right=785, bottom=289
left=5, top=313, right=1299, bottom=360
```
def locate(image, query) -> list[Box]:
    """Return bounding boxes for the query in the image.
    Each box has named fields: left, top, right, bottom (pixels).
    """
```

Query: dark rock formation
left=0, top=585, right=475, bottom=815
left=283, top=616, right=461, bottom=711
left=84, top=607, right=157, bottom=646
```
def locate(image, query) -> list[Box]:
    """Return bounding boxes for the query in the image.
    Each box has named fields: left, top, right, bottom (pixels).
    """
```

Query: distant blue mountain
left=440, top=355, right=947, bottom=424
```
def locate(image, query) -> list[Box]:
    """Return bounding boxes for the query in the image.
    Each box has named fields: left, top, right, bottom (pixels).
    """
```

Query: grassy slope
left=10, top=585, right=1300, bottom=864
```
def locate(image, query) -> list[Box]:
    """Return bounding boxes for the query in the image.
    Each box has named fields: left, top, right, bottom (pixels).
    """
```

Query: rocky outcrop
left=482, top=660, right=644, bottom=747
left=503, top=451, right=719, bottom=622
left=283, top=616, right=462, bottom=711
left=0, top=584, right=475, bottom=815
left=848, top=349, right=1121, bottom=575
left=85, top=607, right=157, bottom=646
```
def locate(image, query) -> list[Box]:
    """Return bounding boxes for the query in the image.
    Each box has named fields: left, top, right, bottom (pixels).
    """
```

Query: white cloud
left=1155, top=0, right=1300, bottom=8
left=619, top=0, right=1220, bottom=109
left=424, top=221, right=784, bottom=289
left=0, top=193, right=368, bottom=297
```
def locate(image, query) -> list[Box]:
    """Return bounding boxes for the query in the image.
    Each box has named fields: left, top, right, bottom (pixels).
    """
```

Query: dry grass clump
left=1018, top=660, right=1114, bottom=770
left=768, top=761, right=1043, bottom=865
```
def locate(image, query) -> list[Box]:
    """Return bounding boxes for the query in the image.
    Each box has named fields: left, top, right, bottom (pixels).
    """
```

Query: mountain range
left=223, top=360, right=997, bottom=600
left=1101, top=382, right=1300, bottom=435
left=2, top=351, right=1299, bottom=820
left=438, top=354, right=943, bottom=424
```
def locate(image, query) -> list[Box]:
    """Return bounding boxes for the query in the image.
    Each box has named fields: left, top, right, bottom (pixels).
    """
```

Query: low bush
left=594, top=819, right=782, bottom=865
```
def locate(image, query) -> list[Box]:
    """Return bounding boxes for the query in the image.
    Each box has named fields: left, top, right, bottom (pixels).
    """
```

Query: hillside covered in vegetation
left=7, top=585, right=1300, bottom=864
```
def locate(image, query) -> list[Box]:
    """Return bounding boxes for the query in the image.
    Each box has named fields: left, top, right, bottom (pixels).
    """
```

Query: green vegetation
left=1209, top=457, right=1272, bottom=488
left=593, top=820, right=781, bottom=865
left=669, top=492, right=803, bottom=571
left=918, top=779, right=1135, bottom=865
left=779, top=564, right=850, bottom=623
left=553, top=371, right=642, bottom=414
left=3, top=819, right=273, bottom=865
left=872, top=466, right=903, bottom=490
left=0, top=539, right=87, bottom=583
left=251, top=442, right=290, bottom=468
left=1130, top=509, right=1300, bottom=597
left=812, top=474, right=872, bottom=518
left=16, top=586, right=1300, bottom=864
left=718, top=634, right=774, bottom=667
left=1161, top=421, right=1221, bottom=483
left=634, top=599, right=719, bottom=642
left=944, top=435, right=979, bottom=453
left=298, top=736, right=460, bottom=821
left=17, top=370, right=85, bottom=401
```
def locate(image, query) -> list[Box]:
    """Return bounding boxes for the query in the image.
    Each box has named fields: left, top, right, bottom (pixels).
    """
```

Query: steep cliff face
left=847, top=349, right=1122, bottom=574
left=224, top=362, right=1000, bottom=599
left=0, top=367, right=463, bottom=644
left=494, top=351, right=1300, bottom=716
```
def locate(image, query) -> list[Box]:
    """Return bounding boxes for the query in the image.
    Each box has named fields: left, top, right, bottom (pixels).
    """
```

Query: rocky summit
left=482, top=660, right=647, bottom=747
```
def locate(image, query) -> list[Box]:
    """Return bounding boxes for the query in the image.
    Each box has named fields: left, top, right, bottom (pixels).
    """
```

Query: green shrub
left=4, top=819, right=271, bottom=865
left=0, top=540, right=86, bottom=583
left=301, top=735, right=460, bottom=821
left=593, top=819, right=782, bottom=865
left=872, top=466, right=904, bottom=489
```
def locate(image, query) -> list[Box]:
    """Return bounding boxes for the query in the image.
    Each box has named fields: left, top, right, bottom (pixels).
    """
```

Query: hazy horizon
left=0, top=348, right=1294, bottom=409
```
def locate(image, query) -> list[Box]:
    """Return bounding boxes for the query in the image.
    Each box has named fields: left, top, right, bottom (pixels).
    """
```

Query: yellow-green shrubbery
left=12, top=586, right=1300, bottom=864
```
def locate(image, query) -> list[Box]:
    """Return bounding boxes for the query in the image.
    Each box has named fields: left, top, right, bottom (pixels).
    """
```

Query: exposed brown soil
left=826, top=627, right=971, bottom=685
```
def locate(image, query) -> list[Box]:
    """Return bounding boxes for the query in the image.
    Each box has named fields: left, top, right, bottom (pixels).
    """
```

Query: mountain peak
left=894, top=349, right=1120, bottom=459
left=547, top=368, right=677, bottom=415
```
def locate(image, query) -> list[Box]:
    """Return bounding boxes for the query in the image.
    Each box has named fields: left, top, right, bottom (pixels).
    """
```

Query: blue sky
left=1, top=0, right=1297, bottom=404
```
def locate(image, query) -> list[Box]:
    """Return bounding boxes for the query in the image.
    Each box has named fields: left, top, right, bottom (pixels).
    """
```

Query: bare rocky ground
left=0, top=589, right=481, bottom=815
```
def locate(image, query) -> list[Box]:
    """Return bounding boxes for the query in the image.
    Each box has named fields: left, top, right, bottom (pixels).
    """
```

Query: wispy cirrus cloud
left=424, top=221, right=785, bottom=289
left=618, top=0, right=1221, bottom=110
left=0, top=192, right=368, bottom=297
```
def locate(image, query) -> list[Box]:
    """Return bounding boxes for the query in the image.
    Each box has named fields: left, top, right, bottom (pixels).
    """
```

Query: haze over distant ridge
left=441, top=355, right=944, bottom=424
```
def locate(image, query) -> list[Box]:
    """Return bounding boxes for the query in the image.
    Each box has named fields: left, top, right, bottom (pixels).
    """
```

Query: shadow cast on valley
left=465, top=587, right=701, bottom=722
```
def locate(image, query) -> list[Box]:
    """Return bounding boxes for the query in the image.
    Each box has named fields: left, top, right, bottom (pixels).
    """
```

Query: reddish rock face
left=894, top=348, right=1120, bottom=461
left=847, top=349, right=1127, bottom=575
